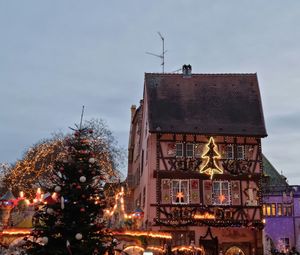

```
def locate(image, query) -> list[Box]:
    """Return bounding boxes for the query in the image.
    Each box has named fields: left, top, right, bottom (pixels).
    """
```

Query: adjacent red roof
left=145, top=73, right=267, bottom=137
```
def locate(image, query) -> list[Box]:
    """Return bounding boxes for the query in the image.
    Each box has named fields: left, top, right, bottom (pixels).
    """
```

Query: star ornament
left=219, top=194, right=226, bottom=203
left=199, top=137, right=223, bottom=179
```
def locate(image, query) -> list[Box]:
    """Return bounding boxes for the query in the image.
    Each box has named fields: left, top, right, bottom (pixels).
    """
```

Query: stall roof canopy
left=145, top=73, right=267, bottom=137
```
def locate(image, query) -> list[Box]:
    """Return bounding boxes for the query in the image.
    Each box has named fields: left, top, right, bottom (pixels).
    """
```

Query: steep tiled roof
left=145, top=73, right=267, bottom=137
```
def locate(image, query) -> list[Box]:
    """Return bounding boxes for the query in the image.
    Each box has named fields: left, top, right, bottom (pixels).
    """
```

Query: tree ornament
left=76, top=185, right=81, bottom=190
left=42, top=236, right=48, bottom=244
left=46, top=208, right=54, bottom=214
left=89, top=158, right=95, bottom=164
left=80, top=208, right=85, bottom=212
left=75, top=233, right=83, bottom=240
left=79, top=176, right=86, bottom=183
left=55, top=186, right=61, bottom=192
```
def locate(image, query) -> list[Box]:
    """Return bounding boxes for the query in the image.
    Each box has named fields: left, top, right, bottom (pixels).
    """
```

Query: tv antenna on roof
left=146, top=32, right=167, bottom=73
left=79, top=105, right=85, bottom=130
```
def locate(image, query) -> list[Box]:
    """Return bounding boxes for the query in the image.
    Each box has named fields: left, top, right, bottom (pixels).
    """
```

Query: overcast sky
left=0, top=1, right=299, bottom=183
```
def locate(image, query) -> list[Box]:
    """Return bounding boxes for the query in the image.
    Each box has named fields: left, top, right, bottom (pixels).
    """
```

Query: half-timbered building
left=127, top=65, right=267, bottom=255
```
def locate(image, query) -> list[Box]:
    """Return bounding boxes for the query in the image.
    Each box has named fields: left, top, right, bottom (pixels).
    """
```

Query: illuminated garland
left=146, top=246, right=165, bottom=253
left=104, top=187, right=132, bottom=219
left=1, top=228, right=31, bottom=235
left=123, top=246, right=145, bottom=253
left=4, top=135, right=120, bottom=198
left=113, top=230, right=172, bottom=239
left=172, top=246, right=204, bottom=252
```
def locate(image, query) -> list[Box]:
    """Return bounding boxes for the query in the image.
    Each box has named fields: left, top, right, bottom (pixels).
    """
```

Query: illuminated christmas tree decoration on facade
left=199, top=137, right=223, bottom=179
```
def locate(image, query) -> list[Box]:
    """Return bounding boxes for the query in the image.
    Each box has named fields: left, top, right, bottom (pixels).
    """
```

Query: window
left=225, top=145, right=245, bottom=159
left=237, top=145, right=245, bottom=159
left=283, top=205, right=293, bottom=216
left=271, top=204, right=276, bottom=216
left=176, top=143, right=183, bottom=157
left=212, top=181, right=230, bottom=205
left=264, top=203, right=278, bottom=216
left=186, top=143, right=194, bottom=158
left=277, top=204, right=282, bottom=216
left=172, top=180, right=189, bottom=204
left=225, top=145, right=234, bottom=159
left=135, top=193, right=141, bottom=207
left=262, top=204, right=266, bottom=216
left=266, top=204, right=271, bottom=216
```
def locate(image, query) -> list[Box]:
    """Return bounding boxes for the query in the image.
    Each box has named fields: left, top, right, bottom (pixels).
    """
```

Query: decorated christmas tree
left=24, top=126, right=110, bottom=254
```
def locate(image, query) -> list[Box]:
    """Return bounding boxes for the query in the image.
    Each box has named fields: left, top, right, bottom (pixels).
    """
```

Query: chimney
left=182, top=64, right=192, bottom=78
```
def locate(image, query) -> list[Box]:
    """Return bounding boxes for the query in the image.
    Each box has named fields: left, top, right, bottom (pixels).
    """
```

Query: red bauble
left=80, top=208, right=85, bottom=212
left=76, top=185, right=81, bottom=189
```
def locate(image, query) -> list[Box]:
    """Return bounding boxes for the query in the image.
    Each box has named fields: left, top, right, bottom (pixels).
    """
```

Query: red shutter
left=231, top=180, right=241, bottom=205
left=203, top=180, right=212, bottom=205
left=190, top=179, right=200, bottom=204
left=161, top=179, right=171, bottom=203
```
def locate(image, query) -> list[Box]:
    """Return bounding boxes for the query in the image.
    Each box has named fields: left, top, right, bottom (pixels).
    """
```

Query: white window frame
left=237, top=145, right=245, bottom=160
left=171, top=179, right=190, bottom=204
left=212, top=180, right=231, bottom=205
left=225, top=145, right=234, bottom=159
left=176, top=143, right=183, bottom=157
left=186, top=143, right=194, bottom=158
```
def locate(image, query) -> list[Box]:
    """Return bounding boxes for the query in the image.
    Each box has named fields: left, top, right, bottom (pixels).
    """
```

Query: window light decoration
left=199, top=137, right=223, bottom=179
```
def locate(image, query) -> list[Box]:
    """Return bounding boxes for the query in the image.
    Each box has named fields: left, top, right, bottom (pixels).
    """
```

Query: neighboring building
left=262, top=156, right=300, bottom=254
left=127, top=66, right=267, bottom=255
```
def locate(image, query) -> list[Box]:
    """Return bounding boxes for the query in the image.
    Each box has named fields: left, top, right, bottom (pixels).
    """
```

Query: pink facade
left=127, top=68, right=267, bottom=255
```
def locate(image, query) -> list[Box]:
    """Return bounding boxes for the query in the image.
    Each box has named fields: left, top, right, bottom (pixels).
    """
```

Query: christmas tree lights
left=23, top=127, right=111, bottom=254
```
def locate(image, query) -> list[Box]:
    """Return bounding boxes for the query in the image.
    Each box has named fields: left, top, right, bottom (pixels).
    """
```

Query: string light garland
left=146, top=246, right=165, bottom=253
left=172, top=246, right=204, bottom=252
left=113, top=230, right=172, bottom=239
left=1, top=228, right=31, bottom=235
left=4, top=123, right=121, bottom=198
left=123, top=245, right=145, bottom=253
